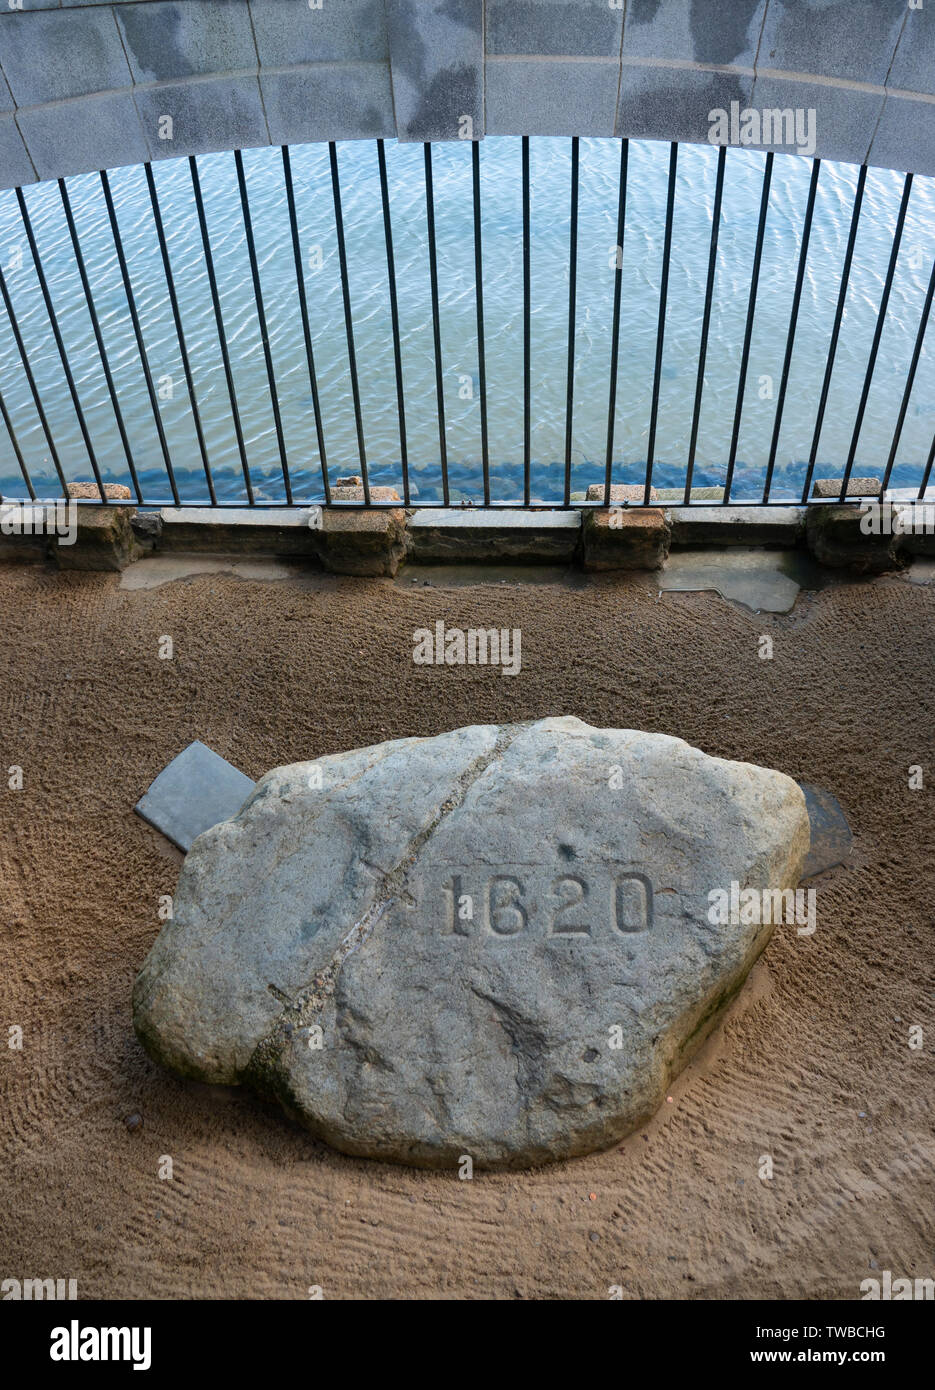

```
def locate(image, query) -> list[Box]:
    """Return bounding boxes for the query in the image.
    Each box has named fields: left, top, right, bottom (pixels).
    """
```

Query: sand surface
left=1, top=557, right=933, bottom=1300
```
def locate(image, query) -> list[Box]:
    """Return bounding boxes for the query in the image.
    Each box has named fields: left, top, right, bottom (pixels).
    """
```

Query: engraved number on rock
left=487, top=875, right=527, bottom=935
left=614, top=873, right=652, bottom=934
left=442, top=873, right=472, bottom=936
left=548, top=875, right=590, bottom=935
left=441, top=871, right=653, bottom=937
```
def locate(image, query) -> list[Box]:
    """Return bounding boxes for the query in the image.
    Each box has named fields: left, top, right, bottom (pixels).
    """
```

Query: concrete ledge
left=668, top=506, right=805, bottom=547
left=158, top=506, right=322, bottom=556
left=0, top=520, right=47, bottom=563
left=408, top=508, right=580, bottom=563
left=6, top=499, right=932, bottom=577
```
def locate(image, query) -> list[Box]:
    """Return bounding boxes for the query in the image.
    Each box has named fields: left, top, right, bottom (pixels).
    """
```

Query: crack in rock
left=244, top=724, right=523, bottom=1091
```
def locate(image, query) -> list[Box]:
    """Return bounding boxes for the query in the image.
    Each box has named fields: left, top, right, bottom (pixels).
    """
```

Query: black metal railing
left=0, top=137, right=933, bottom=511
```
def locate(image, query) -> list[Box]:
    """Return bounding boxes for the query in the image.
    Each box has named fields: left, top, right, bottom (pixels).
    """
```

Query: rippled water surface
left=1, top=137, right=933, bottom=504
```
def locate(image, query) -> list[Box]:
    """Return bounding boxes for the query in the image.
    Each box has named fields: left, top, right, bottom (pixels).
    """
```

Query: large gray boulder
left=133, top=718, right=809, bottom=1169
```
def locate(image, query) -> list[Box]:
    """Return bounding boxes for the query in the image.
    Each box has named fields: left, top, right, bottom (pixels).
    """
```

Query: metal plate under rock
left=798, top=782, right=853, bottom=878
left=135, top=741, right=256, bottom=852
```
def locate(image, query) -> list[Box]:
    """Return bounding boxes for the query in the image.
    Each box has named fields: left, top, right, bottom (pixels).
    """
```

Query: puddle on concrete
left=120, top=555, right=304, bottom=590
left=903, top=558, right=935, bottom=585
left=658, top=548, right=842, bottom=613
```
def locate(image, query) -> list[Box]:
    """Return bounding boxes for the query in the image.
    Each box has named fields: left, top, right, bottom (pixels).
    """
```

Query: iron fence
left=0, top=137, right=933, bottom=511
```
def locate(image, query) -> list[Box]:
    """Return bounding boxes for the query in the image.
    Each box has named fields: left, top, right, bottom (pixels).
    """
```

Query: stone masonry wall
left=0, top=1, right=933, bottom=189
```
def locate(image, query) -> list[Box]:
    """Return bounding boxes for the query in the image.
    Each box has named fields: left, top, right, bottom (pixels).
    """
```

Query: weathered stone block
left=870, top=94, right=935, bottom=179
left=668, top=505, right=804, bottom=547
left=621, top=0, right=766, bottom=67
left=314, top=507, right=409, bottom=576
left=67, top=481, right=132, bottom=501
left=748, top=73, right=883, bottom=165
left=17, top=91, right=149, bottom=183
left=0, top=114, right=36, bottom=188
left=329, top=476, right=400, bottom=502
left=133, top=717, right=810, bottom=1169
left=250, top=0, right=389, bottom=65
left=54, top=505, right=147, bottom=572
left=582, top=507, right=671, bottom=570
left=260, top=62, right=395, bottom=146
left=134, top=75, right=268, bottom=163
left=487, top=0, right=623, bottom=58
left=135, top=741, right=256, bottom=854
left=116, top=0, right=258, bottom=82
left=0, top=7, right=132, bottom=105
left=805, top=503, right=904, bottom=573
left=757, top=0, right=904, bottom=86
left=385, top=0, right=483, bottom=142
left=812, top=477, right=882, bottom=499
left=488, top=57, right=620, bottom=137
left=585, top=484, right=659, bottom=503
left=887, top=9, right=935, bottom=96
left=617, top=65, right=753, bottom=144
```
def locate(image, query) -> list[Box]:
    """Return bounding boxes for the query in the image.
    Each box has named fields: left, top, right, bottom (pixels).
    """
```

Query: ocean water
left=0, top=136, right=933, bottom=505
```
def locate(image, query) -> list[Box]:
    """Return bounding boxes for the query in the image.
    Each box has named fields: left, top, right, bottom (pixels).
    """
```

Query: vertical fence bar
left=472, top=140, right=490, bottom=506
left=143, top=164, right=215, bottom=505
left=644, top=142, right=678, bottom=506
left=58, top=178, right=143, bottom=504
left=100, top=170, right=180, bottom=506
left=800, top=165, right=867, bottom=505
left=918, top=429, right=935, bottom=500
left=424, top=142, right=449, bottom=505
left=762, top=158, right=821, bottom=502
left=376, top=139, right=408, bottom=506
left=839, top=171, right=913, bottom=501
left=684, top=143, right=726, bottom=506
left=603, top=139, right=629, bottom=507
left=563, top=137, right=579, bottom=507
left=189, top=156, right=253, bottom=504
left=522, top=136, right=531, bottom=506
left=879, top=252, right=935, bottom=497
left=16, top=187, right=107, bottom=502
left=724, top=152, right=773, bottom=505
left=330, top=141, right=370, bottom=504
left=0, top=382, right=35, bottom=500
left=282, top=145, right=330, bottom=505
left=0, top=261, right=68, bottom=496
left=235, top=149, right=292, bottom=504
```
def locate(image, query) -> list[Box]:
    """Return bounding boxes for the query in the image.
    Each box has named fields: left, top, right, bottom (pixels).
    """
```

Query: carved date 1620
left=439, top=869, right=653, bottom=937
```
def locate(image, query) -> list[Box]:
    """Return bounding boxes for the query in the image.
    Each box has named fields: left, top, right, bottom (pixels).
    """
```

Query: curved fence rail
left=0, top=136, right=934, bottom=510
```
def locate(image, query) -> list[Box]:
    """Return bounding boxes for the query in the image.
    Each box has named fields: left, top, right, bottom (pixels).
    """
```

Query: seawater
left=0, top=137, right=933, bottom=504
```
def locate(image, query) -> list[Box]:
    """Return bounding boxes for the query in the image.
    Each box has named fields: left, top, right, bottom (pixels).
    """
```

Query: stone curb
left=2, top=499, right=929, bottom=575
